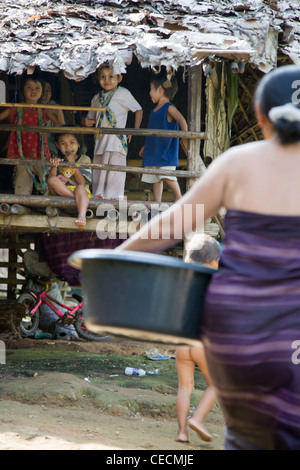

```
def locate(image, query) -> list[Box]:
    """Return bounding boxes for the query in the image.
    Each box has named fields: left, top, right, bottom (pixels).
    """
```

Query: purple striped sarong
left=202, top=209, right=300, bottom=450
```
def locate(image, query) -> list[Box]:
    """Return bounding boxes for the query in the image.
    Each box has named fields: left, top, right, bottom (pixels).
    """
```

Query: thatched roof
left=0, top=0, right=299, bottom=80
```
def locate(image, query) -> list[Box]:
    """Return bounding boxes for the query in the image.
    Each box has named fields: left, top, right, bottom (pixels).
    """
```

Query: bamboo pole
left=45, top=206, right=58, bottom=217
left=0, top=203, right=11, bottom=215
left=0, top=103, right=106, bottom=112
left=86, top=209, right=94, bottom=219
left=0, top=213, right=150, bottom=234
left=0, top=158, right=203, bottom=179
left=0, top=124, right=207, bottom=140
left=0, top=193, right=172, bottom=211
left=11, top=204, right=31, bottom=215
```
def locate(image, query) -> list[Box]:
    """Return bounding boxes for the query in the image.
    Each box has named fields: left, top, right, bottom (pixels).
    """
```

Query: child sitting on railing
left=47, top=130, right=92, bottom=228
left=0, top=73, right=64, bottom=195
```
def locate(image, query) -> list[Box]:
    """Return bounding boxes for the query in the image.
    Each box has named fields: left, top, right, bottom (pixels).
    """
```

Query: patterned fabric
left=39, top=232, right=122, bottom=286
left=202, top=209, right=300, bottom=450
left=16, top=108, right=47, bottom=192
left=7, top=106, right=50, bottom=193
left=8, top=107, right=50, bottom=160
left=97, top=88, right=127, bottom=154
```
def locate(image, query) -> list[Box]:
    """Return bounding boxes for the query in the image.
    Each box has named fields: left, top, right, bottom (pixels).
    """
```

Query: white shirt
left=87, top=86, right=142, bottom=156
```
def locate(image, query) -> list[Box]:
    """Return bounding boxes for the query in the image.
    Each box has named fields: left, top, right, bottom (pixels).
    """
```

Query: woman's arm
left=116, top=150, right=231, bottom=253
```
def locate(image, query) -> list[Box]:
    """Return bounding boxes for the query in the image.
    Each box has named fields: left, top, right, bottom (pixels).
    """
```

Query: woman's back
left=221, top=138, right=300, bottom=216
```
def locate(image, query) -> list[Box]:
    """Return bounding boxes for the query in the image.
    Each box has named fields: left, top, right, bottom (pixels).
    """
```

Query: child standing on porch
left=139, top=74, right=187, bottom=202
left=0, top=74, right=64, bottom=195
left=83, top=63, right=143, bottom=199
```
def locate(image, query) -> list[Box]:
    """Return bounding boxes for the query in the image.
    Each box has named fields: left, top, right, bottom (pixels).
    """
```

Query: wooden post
left=187, top=65, right=206, bottom=191
left=186, top=66, right=225, bottom=241
left=7, top=234, right=17, bottom=299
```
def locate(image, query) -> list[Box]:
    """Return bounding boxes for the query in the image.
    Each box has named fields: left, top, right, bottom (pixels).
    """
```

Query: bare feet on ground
left=188, top=418, right=212, bottom=442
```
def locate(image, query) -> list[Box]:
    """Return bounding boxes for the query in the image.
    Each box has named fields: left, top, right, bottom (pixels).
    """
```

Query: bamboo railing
left=0, top=103, right=225, bottom=237
left=0, top=158, right=202, bottom=179
left=0, top=102, right=207, bottom=179
left=0, top=124, right=206, bottom=140
left=0, top=102, right=106, bottom=112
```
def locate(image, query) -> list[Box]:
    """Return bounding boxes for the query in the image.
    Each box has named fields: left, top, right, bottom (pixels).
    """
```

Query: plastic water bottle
left=125, top=367, right=146, bottom=376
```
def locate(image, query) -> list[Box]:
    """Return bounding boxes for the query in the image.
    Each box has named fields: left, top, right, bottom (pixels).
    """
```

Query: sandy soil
left=0, top=334, right=225, bottom=451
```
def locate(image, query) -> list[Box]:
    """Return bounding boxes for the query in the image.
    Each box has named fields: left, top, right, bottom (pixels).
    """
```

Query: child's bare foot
left=94, top=194, right=104, bottom=199
left=188, top=419, right=212, bottom=442
left=176, top=432, right=189, bottom=443
left=75, top=217, right=86, bottom=228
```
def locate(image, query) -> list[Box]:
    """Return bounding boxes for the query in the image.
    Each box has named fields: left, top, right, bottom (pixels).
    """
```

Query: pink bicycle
left=17, top=277, right=109, bottom=342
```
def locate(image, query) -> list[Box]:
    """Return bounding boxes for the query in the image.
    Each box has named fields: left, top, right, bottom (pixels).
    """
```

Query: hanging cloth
left=16, top=107, right=48, bottom=193
left=96, top=88, right=128, bottom=154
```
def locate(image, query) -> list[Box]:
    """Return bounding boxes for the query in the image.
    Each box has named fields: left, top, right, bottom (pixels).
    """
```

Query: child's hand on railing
left=50, top=157, right=64, bottom=167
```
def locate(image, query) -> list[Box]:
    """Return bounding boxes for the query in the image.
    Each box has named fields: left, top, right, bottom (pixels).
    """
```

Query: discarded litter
left=34, top=329, right=53, bottom=340
left=147, top=353, right=170, bottom=361
left=147, top=369, right=160, bottom=375
left=125, top=367, right=146, bottom=377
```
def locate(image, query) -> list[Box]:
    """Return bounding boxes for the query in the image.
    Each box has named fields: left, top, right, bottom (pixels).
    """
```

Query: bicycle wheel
left=75, top=310, right=110, bottom=342
left=17, top=292, right=40, bottom=337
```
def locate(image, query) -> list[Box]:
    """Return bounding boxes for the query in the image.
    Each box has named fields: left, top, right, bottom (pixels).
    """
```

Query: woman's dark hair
left=255, top=65, right=300, bottom=145
left=54, top=125, right=82, bottom=159
left=150, top=74, right=178, bottom=100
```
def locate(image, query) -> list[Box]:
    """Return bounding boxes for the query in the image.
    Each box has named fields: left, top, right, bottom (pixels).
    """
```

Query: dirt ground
left=0, top=333, right=225, bottom=451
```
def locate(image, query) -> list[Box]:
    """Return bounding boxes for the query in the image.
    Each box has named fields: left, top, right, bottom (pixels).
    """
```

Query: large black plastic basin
left=68, top=249, right=214, bottom=345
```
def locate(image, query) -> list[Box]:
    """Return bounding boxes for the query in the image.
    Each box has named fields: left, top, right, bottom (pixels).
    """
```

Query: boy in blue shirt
left=139, top=75, right=188, bottom=202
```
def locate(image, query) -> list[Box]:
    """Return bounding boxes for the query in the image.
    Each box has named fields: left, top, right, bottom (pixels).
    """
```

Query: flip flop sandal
left=147, top=352, right=170, bottom=360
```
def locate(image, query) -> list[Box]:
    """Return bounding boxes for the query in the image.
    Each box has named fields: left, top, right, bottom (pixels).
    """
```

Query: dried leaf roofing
left=0, top=0, right=299, bottom=79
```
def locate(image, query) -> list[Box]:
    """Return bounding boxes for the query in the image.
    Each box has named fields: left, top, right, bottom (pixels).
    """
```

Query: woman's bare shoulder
left=222, top=140, right=267, bottom=159
left=211, top=141, right=267, bottom=169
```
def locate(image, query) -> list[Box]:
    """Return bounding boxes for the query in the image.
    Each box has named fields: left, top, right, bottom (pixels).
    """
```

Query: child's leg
left=188, top=345, right=216, bottom=442
left=163, top=178, right=182, bottom=201
left=153, top=180, right=163, bottom=202
left=14, top=166, right=33, bottom=195
left=104, top=152, right=126, bottom=199
left=47, top=175, right=74, bottom=197
left=92, top=154, right=106, bottom=198
left=176, top=347, right=195, bottom=442
left=74, top=185, right=89, bottom=227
